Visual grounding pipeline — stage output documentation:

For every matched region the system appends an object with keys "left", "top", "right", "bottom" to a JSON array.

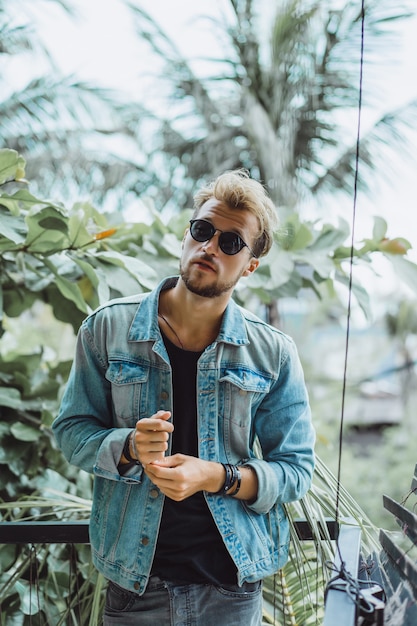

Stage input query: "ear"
[{"left": 242, "top": 257, "right": 259, "bottom": 277}]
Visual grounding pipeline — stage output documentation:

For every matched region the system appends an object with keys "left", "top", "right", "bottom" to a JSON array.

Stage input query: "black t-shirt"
[{"left": 151, "top": 333, "right": 237, "bottom": 585}]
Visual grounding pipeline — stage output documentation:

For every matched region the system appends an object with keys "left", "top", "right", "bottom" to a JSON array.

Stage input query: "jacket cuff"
[
  {"left": 94, "top": 428, "right": 144, "bottom": 483},
  {"left": 243, "top": 459, "right": 279, "bottom": 515}
]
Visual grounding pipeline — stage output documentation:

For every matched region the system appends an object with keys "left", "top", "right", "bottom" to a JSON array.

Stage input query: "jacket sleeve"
[
  {"left": 244, "top": 336, "right": 315, "bottom": 515},
  {"left": 52, "top": 318, "right": 143, "bottom": 483}
]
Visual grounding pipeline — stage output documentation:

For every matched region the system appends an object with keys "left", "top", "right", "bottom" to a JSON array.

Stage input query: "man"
[{"left": 52, "top": 169, "right": 315, "bottom": 626}]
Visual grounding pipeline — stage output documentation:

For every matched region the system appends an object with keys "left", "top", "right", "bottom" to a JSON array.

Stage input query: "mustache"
[{"left": 195, "top": 253, "right": 218, "bottom": 268}]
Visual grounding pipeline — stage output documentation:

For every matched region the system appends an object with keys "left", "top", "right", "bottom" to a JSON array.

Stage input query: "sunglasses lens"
[
  {"left": 190, "top": 220, "right": 214, "bottom": 242},
  {"left": 219, "top": 232, "right": 243, "bottom": 255}
]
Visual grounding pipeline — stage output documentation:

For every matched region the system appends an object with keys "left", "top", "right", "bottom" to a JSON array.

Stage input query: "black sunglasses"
[{"left": 189, "top": 219, "right": 256, "bottom": 257}]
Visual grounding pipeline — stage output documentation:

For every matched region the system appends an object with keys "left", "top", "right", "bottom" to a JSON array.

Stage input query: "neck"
[{"left": 158, "top": 280, "right": 227, "bottom": 351}]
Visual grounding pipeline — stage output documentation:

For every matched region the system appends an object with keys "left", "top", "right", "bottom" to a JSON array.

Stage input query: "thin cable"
[{"left": 334, "top": 0, "right": 366, "bottom": 546}]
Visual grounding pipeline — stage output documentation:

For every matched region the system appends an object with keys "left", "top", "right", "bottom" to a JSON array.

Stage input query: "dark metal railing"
[
  {"left": 0, "top": 518, "right": 338, "bottom": 544},
  {"left": 0, "top": 517, "right": 358, "bottom": 625}
]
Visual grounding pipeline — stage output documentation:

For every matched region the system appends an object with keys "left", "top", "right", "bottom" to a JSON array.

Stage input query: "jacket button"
[
  {"left": 150, "top": 488, "right": 159, "bottom": 498},
  {"left": 134, "top": 582, "right": 140, "bottom": 590},
  {"left": 160, "top": 391, "right": 169, "bottom": 400},
  {"left": 141, "top": 536, "right": 149, "bottom": 546}
]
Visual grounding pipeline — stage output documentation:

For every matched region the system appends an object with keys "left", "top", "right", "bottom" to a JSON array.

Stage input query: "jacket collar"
[{"left": 127, "top": 277, "right": 249, "bottom": 346}]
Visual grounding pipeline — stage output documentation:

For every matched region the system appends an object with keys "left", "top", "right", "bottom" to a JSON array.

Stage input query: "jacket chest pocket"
[
  {"left": 105, "top": 360, "right": 149, "bottom": 422},
  {"left": 219, "top": 368, "right": 272, "bottom": 426}
]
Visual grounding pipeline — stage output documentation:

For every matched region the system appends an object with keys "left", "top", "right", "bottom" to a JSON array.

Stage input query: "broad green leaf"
[
  {"left": 336, "top": 272, "right": 370, "bottom": 317},
  {"left": 372, "top": 216, "right": 388, "bottom": 241},
  {"left": 25, "top": 205, "right": 70, "bottom": 252},
  {"left": 43, "top": 259, "right": 88, "bottom": 313},
  {"left": 294, "top": 249, "right": 334, "bottom": 279},
  {"left": 71, "top": 201, "right": 108, "bottom": 228},
  {"left": 46, "top": 283, "right": 86, "bottom": 331},
  {"left": 388, "top": 255, "right": 417, "bottom": 295},
  {"left": 73, "top": 257, "right": 100, "bottom": 288},
  {"left": 68, "top": 209, "right": 96, "bottom": 248},
  {"left": 95, "top": 266, "right": 111, "bottom": 304},
  {"left": 18, "top": 580, "right": 44, "bottom": 615},
  {"left": 54, "top": 275, "right": 89, "bottom": 313},
  {"left": 96, "top": 250, "right": 157, "bottom": 290},
  {"left": 10, "top": 423, "right": 40, "bottom": 442},
  {"left": 279, "top": 216, "right": 313, "bottom": 251},
  {"left": 0, "top": 210, "right": 26, "bottom": 244},
  {"left": 159, "top": 233, "right": 182, "bottom": 258},
  {"left": 2, "top": 288, "right": 37, "bottom": 318},
  {"left": 95, "top": 263, "right": 145, "bottom": 297},
  {"left": 252, "top": 246, "right": 294, "bottom": 290},
  {"left": 167, "top": 208, "right": 193, "bottom": 237},
  {"left": 0, "top": 189, "right": 54, "bottom": 216},
  {"left": 308, "top": 220, "right": 350, "bottom": 252},
  {"left": 0, "top": 149, "right": 26, "bottom": 185},
  {"left": 0, "top": 387, "right": 22, "bottom": 409}
]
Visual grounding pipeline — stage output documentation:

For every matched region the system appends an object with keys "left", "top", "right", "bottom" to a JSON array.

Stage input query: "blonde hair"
[{"left": 193, "top": 169, "right": 278, "bottom": 258}]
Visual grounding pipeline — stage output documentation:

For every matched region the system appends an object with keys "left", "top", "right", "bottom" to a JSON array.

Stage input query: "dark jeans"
[{"left": 103, "top": 576, "right": 263, "bottom": 625}]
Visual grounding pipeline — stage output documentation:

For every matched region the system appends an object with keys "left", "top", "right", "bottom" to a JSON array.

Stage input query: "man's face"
[{"left": 180, "top": 198, "right": 260, "bottom": 299}]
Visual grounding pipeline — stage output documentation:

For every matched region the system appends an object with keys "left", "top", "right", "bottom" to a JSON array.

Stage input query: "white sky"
[{"left": 12, "top": 0, "right": 417, "bottom": 279}]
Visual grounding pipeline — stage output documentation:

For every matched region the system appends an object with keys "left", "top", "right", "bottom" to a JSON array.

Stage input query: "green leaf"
[
  {"left": 54, "top": 275, "right": 89, "bottom": 313},
  {"left": 0, "top": 387, "right": 22, "bottom": 409},
  {"left": 43, "top": 259, "right": 88, "bottom": 313},
  {"left": 372, "top": 216, "right": 388, "bottom": 241},
  {"left": 72, "top": 257, "right": 99, "bottom": 288},
  {"left": 10, "top": 423, "right": 40, "bottom": 442},
  {"left": 252, "top": 246, "right": 294, "bottom": 290},
  {"left": 0, "top": 149, "right": 26, "bottom": 185},
  {"left": 388, "top": 255, "right": 417, "bottom": 295},
  {"left": 0, "top": 210, "right": 26, "bottom": 245},
  {"left": 68, "top": 209, "right": 96, "bottom": 248},
  {"left": 336, "top": 272, "right": 370, "bottom": 317},
  {"left": 2, "top": 288, "right": 37, "bottom": 318},
  {"left": 19, "top": 580, "right": 44, "bottom": 615},
  {"left": 280, "top": 216, "right": 313, "bottom": 251},
  {"left": 25, "top": 205, "right": 70, "bottom": 252},
  {"left": 96, "top": 250, "right": 157, "bottom": 290},
  {"left": 309, "top": 220, "right": 350, "bottom": 252},
  {"left": 294, "top": 250, "right": 335, "bottom": 279},
  {"left": 159, "top": 233, "right": 182, "bottom": 258},
  {"left": 0, "top": 189, "right": 54, "bottom": 216}
]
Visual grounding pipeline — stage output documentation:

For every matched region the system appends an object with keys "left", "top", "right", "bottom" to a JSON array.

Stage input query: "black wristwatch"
[{"left": 123, "top": 432, "right": 140, "bottom": 465}]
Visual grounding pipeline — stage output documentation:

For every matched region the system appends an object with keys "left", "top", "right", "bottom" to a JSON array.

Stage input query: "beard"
[{"left": 180, "top": 258, "right": 241, "bottom": 298}]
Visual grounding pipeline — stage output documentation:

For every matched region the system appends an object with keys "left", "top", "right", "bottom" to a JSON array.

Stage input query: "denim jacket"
[{"left": 52, "top": 277, "right": 315, "bottom": 593}]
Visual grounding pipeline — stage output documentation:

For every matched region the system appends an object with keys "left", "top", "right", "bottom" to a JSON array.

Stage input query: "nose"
[{"left": 201, "top": 230, "right": 221, "bottom": 255}]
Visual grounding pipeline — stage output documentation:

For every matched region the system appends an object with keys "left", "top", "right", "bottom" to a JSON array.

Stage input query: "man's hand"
[
  {"left": 133, "top": 410, "right": 174, "bottom": 465},
  {"left": 144, "top": 454, "right": 224, "bottom": 501}
]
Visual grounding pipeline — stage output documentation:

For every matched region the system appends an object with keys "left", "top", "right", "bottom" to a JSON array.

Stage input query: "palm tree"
[
  {"left": 0, "top": 0, "right": 156, "bottom": 209},
  {"left": 125, "top": 0, "right": 417, "bottom": 216}
]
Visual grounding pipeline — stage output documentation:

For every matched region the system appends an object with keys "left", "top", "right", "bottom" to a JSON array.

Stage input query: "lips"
[{"left": 193, "top": 256, "right": 217, "bottom": 272}]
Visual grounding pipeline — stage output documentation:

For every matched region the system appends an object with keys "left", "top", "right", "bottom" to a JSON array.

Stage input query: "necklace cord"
[{"left": 158, "top": 312, "right": 185, "bottom": 349}]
